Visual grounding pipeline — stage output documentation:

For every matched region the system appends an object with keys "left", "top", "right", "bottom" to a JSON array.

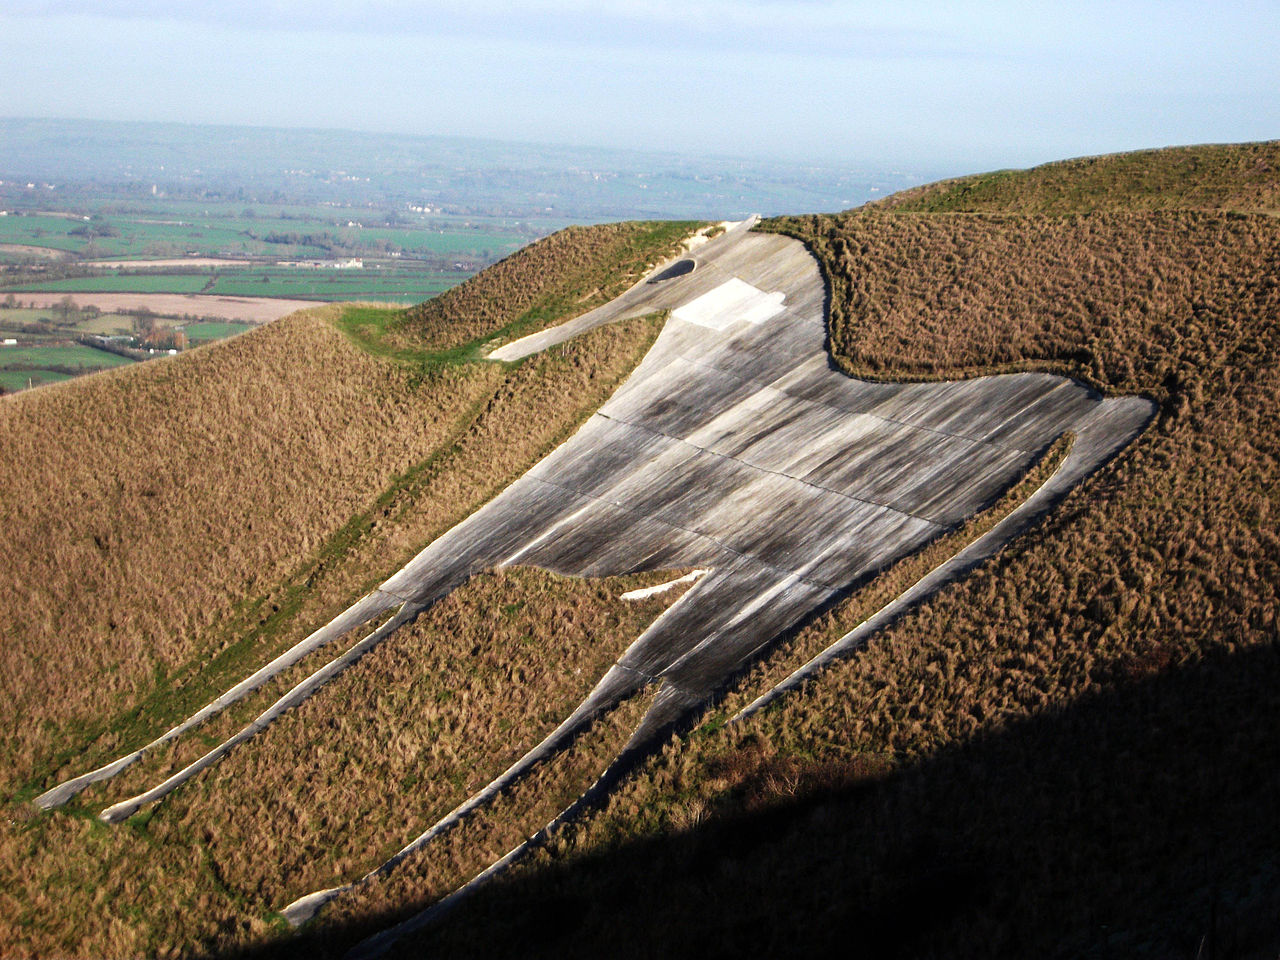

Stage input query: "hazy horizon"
[
  {"left": 2, "top": 1, "right": 1277, "bottom": 175},
  {"left": 0, "top": 114, "right": 936, "bottom": 181},
  {"left": 0, "top": 116, "right": 930, "bottom": 220}
]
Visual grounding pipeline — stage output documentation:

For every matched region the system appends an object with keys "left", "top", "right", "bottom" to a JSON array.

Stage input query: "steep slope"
[
  {"left": 8, "top": 141, "right": 1279, "bottom": 960},
  {"left": 394, "top": 220, "right": 702, "bottom": 352},
  {"left": 346, "top": 147, "right": 1280, "bottom": 959},
  {"left": 0, "top": 220, "right": 697, "bottom": 958},
  {"left": 874, "top": 139, "right": 1280, "bottom": 214}
]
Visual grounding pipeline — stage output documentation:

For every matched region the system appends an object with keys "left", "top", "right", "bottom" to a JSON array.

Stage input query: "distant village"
[{"left": 274, "top": 257, "right": 363, "bottom": 270}]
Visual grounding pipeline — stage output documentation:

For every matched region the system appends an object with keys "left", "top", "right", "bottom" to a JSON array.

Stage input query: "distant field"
[
  {"left": 0, "top": 343, "right": 133, "bottom": 368},
  {"left": 6, "top": 274, "right": 214, "bottom": 294},
  {"left": 0, "top": 307, "right": 60, "bottom": 325},
  {"left": 0, "top": 203, "right": 537, "bottom": 263},
  {"left": 1, "top": 305, "right": 253, "bottom": 335},
  {"left": 0, "top": 242, "right": 73, "bottom": 260},
  {"left": 0, "top": 314, "right": 263, "bottom": 392},
  {"left": 87, "top": 257, "right": 252, "bottom": 267},
  {"left": 0, "top": 304, "right": 283, "bottom": 392},
  {"left": 0, "top": 216, "right": 86, "bottom": 254},
  {"left": 0, "top": 368, "right": 72, "bottom": 391},
  {"left": 206, "top": 270, "right": 460, "bottom": 301},
  {"left": 183, "top": 321, "right": 255, "bottom": 343},
  {"left": 0, "top": 342, "right": 135, "bottom": 392},
  {"left": 6, "top": 273, "right": 451, "bottom": 302},
  {"left": 13, "top": 292, "right": 319, "bottom": 322},
  {"left": 0, "top": 194, "right": 541, "bottom": 330},
  {"left": 74, "top": 312, "right": 143, "bottom": 334},
  {"left": 5, "top": 263, "right": 473, "bottom": 305}
]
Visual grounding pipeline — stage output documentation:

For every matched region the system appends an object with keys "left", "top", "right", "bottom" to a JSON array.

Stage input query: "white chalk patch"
[
  {"left": 671, "top": 278, "right": 785, "bottom": 331},
  {"left": 681, "top": 222, "right": 733, "bottom": 253},
  {"left": 619, "top": 569, "right": 709, "bottom": 601}
]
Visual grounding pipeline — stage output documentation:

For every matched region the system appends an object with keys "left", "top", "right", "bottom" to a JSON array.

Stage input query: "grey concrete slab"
[
  {"left": 36, "top": 219, "right": 1154, "bottom": 958},
  {"left": 868, "top": 374, "right": 1062, "bottom": 447},
  {"left": 326, "top": 223, "right": 1151, "bottom": 955}
]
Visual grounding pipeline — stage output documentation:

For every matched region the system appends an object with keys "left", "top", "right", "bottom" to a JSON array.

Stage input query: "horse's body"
[{"left": 37, "top": 221, "right": 1154, "bottom": 953}]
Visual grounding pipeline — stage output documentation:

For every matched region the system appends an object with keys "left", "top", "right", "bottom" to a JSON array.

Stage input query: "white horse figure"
[{"left": 35, "top": 220, "right": 1154, "bottom": 957}]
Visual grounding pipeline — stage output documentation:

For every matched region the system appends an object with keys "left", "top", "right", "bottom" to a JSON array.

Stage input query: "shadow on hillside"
[{"left": 223, "top": 641, "right": 1280, "bottom": 960}]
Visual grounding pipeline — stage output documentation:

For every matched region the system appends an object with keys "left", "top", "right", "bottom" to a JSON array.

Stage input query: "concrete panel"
[
  {"left": 41, "top": 218, "right": 1155, "bottom": 957},
  {"left": 670, "top": 277, "right": 786, "bottom": 330}
]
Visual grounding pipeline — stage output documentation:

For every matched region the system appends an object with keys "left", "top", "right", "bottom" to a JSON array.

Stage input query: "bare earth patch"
[
  {"left": 0, "top": 243, "right": 73, "bottom": 260},
  {"left": 85, "top": 257, "right": 253, "bottom": 269}
]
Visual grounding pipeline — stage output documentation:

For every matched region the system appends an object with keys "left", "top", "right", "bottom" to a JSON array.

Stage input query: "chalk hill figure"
[{"left": 35, "top": 220, "right": 1154, "bottom": 956}]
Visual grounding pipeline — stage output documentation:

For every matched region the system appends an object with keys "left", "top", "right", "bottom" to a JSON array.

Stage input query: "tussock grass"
[
  {"left": 176, "top": 567, "right": 687, "bottom": 910},
  {"left": 392, "top": 220, "right": 701, "bottom": 355},
  {"left": 395, "top": 154, "right": 1280, "bottom": 958},
  {"left": 307, "top": 689, "right": 661, "bottom": 960},
  {"left": 713, "top": 432, "right": 1074, "bottom": 722},
  {"left": 0, "top": 219, "right": 691, "bottom": 958},
  {"left": 0, "top": 305, "right": 503, "bottom": 792},
  {"left": 763, "top": 209, "right": 1280, "bottom": 395},
  {"left": 0, "top": 569, "right": 682, "bottom": 960},
  {"left": 875, "top": 139, "right": 1280, "bottom": 215}
]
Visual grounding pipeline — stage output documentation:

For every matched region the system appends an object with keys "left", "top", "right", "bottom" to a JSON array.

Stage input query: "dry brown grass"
[
  {"left": 874, "top": 139, "right": 1280, "bottom": 215},
  {"left": 0, "top": 568, "right": 681, "bottom": 960},
  {"left": 0, "top": 306, "right": 502, "bottom": 789},
  {"left": 313, "top": 688, "right": 660, "bottom": 960},
  {"left": 0, "top": 218, "right": 692, "bottom": 958},
  {"left": 94, "top": 312, "right": 670, "bottom": 809},
  {"left": 392, "top": 220, "right": 700, "bottom": 353},
  {"left": 11, "top": 149, "right": 1280, "bottom": 957},
  {"left": 392, "top": 183, "right": 1280, "bottom": 957},
  {"left": 178, "top": 567, "right": 688, "bottom": 910},
  {"left": 715, "top": 432, "right": 1073, "bottom": 720},
  {"left": 764, "top": 209, "right": 1280, "bottom": 395},
  {"left": 741, "top": 207, "right": 1279, "bottom": 750}
]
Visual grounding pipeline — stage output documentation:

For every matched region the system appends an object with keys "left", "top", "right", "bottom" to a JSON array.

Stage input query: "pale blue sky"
[{"left": 1, "top": 1, "right": 1276, "bottom": 173}]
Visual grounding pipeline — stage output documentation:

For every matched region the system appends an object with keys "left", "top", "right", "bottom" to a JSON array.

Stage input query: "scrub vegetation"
[
  {"left": 0, "top": 568, "right": 681, "bottom": 959},
  {"left": 376, "top": 145, "right": 1280, "bottom": 960},
  {"left": 874, "top": 139, "right": 1280, "bottom": 214},
  {"left": 5, "top": 143, "right": 1280, "bottom": 959},
  {"left": 393, "top": 219, "right": 701, "bottom": 353},
  {"left": 0, "top": 220, "right": 691, "bottom": 958}
]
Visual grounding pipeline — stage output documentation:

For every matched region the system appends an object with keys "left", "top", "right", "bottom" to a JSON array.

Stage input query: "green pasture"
[
  {"left": 75, "top": 313, "right": 142, "bottom": 335},
  {"left": 0, "top": 308, "right": 137, "bottom": 331},
  {"left": 0, "top": 320, "right": 269, "bottom": 393},
  {"left": 0, "top": 343, "right": 134, "bottom": 370},
  {"left": 0, "top": 202, "right": 532, "bottom": 263},
  {"left": 181, "top": 322, "right": 255, "bottom": 343},
  {"left": 0, "top": 307, "right": 58, "bottom": 325},
  {"left": 4, "top": 264, "right": 466, "bottom": 303},
  {"left": 0, "top": 216, "right": 86, "bottom": 253},
  {"left": 3, "top": 275, "right": 212, "bottom": 294},
  {"left": 0, "top": 368, "right": 74, "bottom": 391},
  {"left": 207, "top": 274, "right": 457, "bottom": 300}
]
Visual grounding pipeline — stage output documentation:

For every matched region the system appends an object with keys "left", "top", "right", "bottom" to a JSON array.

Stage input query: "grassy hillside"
[
  {"left": 8, "top": 140, "right": 1279, "bottom": 959},
  {"left": 338, "top": 147, "right": 1279, "bottom": 960},
  {"left": 392, "top": 219, "right": 702, "bottom": 354},
  {"left": 875, "top": 140, "right": 1280, "bottom": 215},
  {"left": 0, "top": 220, "right": 697, "bottom": 958}
]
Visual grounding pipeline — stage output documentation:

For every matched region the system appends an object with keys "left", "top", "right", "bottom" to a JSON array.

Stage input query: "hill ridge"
[{"left": 871, "top": 138, "right": 1280, "bottom": 215}]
